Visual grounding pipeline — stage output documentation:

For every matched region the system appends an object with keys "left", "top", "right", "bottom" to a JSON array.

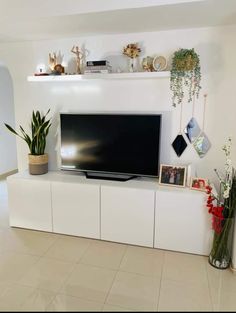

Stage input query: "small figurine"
[{"left": 71, "top": 45, "right": 84, "bottom": 74}]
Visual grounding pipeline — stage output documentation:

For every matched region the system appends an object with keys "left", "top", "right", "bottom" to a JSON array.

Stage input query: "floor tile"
[
  {"left": 106, "top": 271, "right": 160, "bottom": 311},
  {"left": 80, "top": 240, "right": 126, "bottom": 269},
  {"left": 46, "top": 294, "right": 103, "bottom": 311},
  {"left": 20, "top": 288, "right": 56, "bottom": 311},
  {"left": 0, "top": 228, "right": 57, "bottom": 256},
  {"left": 120, "top": 245, "right": 164, "bottom": 277},
  {"left": 214, "top": 289, "right": 236, "bottom": 311},
  {"left": 0, "top": 251, "right": 39, "bottom": 283},
  {"left": 44, "top": 235, "right": 91, "bottom": 263},
  {"left": 0, "top": 284, "right": 37, "bottom": 311},
  {"left": 158, "top": 279, "right": 212, "bottom": 311},
  {"left": 60, "top": 263, "right": 116, "bottom": 303},
  {"left": 162, "top": 251, "right": 208, "bottom": 285},
  {"left": 103, "top": 303, "right": 132, "bottom": 311},
  {"left": 207, "top": 264, "right": 236, "bottom": 311},
  {"left": 19, "top": 257, "right": 75, "bottom": 292}
]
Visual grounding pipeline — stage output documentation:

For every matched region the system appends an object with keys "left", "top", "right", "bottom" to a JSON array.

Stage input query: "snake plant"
[{"left": 5, "top": 109, "right": 51, "bottom": 155}]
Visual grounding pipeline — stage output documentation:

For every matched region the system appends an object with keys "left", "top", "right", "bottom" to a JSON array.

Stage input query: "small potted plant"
[
  {"left": 170, "top": 48, "right": 201, "bottom": 107},
  {"left": 5, "top": 109, "right": 51, "bottom": 175}
]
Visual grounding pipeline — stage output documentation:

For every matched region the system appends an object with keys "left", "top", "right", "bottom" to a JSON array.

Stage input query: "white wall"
[
  {"left": 0, "top": 64, "right": 17, "bottom": 175},
  {"left": 0, "top": 25, "right": 235, "bottom": 184}
]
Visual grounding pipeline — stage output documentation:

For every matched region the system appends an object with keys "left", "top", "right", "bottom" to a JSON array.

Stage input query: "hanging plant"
[{"left": 170, "top": 48, "right": 201, "bottom": 107}]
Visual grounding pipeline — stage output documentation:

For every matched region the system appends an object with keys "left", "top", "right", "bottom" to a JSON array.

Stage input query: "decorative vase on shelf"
[
  {"left": 208, "top": 215, "right": 235, "bottom": 269},
  {"left": 123, "top": 43, "right": 141, "bottom": 73},
  {"left": 129, "top": 58, "right": 135, "bottom": 72}
]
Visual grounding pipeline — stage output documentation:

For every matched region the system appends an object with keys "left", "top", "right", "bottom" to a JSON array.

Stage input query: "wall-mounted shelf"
[{"left": 27, "top": 71, "right": 170, "bottom": 82}]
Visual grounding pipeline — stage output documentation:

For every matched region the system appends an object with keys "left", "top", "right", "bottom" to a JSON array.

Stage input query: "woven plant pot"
[
  {"left": 175, "top": 55, "right": 197, "bottom": 71},
  {"left": 28, "top": 154, "right": 48, "bottom": 175}
]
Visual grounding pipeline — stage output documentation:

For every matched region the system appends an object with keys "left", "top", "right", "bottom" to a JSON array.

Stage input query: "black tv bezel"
[{"left": 59, "top": 112, "right": 162, "bottom": 178}]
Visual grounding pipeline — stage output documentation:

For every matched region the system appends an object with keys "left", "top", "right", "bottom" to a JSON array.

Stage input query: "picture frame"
[
  {"left": 159, "top": 164, "right": 187, "bottom": 187},
  {"left": 190, "top": 177, "right": 207, "bottom": 191}
]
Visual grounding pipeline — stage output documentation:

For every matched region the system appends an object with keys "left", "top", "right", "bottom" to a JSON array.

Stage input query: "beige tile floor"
[{"left": 0, "top": 179, "right": 236, "bottom": 311}]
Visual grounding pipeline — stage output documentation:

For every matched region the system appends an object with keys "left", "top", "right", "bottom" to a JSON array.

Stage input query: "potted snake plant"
[{"left": 5, "top": 109, "right": 51, "bottom": 175}]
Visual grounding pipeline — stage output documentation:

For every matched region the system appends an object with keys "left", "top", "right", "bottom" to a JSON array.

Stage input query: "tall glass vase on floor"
[{"left": 209, "top": 215, "right": 235, "bottom": 269}]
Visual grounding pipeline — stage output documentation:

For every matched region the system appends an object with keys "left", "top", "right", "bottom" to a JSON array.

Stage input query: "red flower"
[
  {"left": 206, "top": 185, "right": 212, "bottom": 191},
  {"left": 208, "top": 196, "right": 214, "bottom": 201}
]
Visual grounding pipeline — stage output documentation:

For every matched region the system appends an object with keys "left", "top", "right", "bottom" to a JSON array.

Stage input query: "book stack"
[{"left": 84, "top": 60, "right": 112, "bottom": 74}]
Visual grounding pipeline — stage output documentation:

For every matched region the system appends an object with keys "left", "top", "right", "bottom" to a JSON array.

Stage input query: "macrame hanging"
[
  {"left": 193, "top": 94, "right": 211, "bottom": 158},
  {"left": 183, "top": 94, "right": 201, "bottom": 143},
  {"left": 172, "top": 101, "right": 188, "bottom": 157}
]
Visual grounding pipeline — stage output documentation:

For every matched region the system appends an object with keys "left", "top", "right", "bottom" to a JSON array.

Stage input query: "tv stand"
[
  {"left": 85, "top": 171, "right": 137, "bottom": 182},
  {"left": 7, "top": 170, "right": 212, "bottom": 256}
]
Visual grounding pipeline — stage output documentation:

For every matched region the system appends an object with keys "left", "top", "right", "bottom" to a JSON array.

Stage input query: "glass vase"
[
  {"left": 209, "top": 215, "right": 235, "bottom": 269},
  {"left": 129, "top": 58, "right": 136, "bottom": 72}
]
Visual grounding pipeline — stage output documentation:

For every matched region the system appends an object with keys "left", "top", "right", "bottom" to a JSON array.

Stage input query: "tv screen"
[{"left": 60, "top": 113, "right": 161, "bottom": 177}]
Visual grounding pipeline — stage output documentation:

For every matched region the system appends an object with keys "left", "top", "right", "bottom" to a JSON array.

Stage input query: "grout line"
[
  {"left": 102, "top": 245, "right": 128, "bottom": 308},
  {"left": 205, "top": 259, "right": 215, "bottom": 312},
  {"left": 156, "top": 250, "right": 165, "bottom": 311},
  {"left": 75, "top": 240, "right": 94, "bottom": 264}
]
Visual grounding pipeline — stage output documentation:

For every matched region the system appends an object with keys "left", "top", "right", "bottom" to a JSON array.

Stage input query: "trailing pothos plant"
[
  {"left": 170, "top": 48, "right": 201, "bottom": 107},
  {"left": 5, "top": 109, "right": 51, "bottom": 155}
]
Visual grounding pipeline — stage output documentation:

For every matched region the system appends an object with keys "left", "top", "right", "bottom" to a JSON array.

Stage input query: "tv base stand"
[{"left": 85, "top": 171, "right": 137, "bottom": 182}]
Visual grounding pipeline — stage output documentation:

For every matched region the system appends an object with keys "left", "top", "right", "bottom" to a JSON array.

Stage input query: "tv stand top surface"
[{"left": 8, "top": 170, "right": 197, "bottom": 194}]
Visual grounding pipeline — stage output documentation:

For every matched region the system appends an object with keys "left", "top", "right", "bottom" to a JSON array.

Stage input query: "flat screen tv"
[{"left": 60, "top": 113, "right": 161, "bottom": 180}]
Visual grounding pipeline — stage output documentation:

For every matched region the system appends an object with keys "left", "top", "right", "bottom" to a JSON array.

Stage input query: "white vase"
[{"left": 129, "top": 58, "right": 136, "bottom": 72}]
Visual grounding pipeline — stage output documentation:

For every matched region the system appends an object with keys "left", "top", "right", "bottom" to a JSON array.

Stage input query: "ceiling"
[{"left": 0, "top": 0, "right": 235, "bottom": 42}]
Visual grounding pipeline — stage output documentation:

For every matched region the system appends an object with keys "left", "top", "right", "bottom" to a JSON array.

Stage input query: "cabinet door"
[
  {"left": 7, "top": 178, "right": 52, "bottom": 232},
  {"left": 52, "top": 182, "right": 100, "bottom": 239},
  {"left": 101, "top": 186, "right": 155, "bottom": 247},
  {"left": 155, "top": 189, "right": 211, "bottom": 255}
]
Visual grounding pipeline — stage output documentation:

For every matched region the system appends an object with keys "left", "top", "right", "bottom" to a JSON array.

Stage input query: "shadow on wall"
[{"left": 0, "top": 63, "right": 17, "bottom": 175}]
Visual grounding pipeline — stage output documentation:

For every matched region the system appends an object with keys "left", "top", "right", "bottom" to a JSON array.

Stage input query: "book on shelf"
[
  {"left": 84, "top": 65, "right": 112, "bottom": 71},
  {"left": 84, "top": 69, "right": 112, "bottom": 74},
  {"left": 86, "top": 60, "right": 110, "bottom": 66}
]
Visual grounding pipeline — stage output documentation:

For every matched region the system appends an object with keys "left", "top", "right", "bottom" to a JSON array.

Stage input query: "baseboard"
[{"left": 0, "top": 169, "right": 18, "bottom": 180}]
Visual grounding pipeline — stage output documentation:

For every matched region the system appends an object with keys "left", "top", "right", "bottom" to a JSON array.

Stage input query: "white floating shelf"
[{"left": 27, "top": 71, "right": 170, "bottom": 82}]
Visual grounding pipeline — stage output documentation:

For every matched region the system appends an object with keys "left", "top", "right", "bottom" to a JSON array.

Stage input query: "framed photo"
[
  {"left": 159, "top": 164, "right": 187, "bottom": 187},
  {"left": 190, "top": 177, "right": 207, "bottom": 191}
]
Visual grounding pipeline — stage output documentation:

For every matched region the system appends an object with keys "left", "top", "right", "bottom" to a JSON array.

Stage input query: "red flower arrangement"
[{"left": 206, "top": 186, "right": 224, "bottom": 234}]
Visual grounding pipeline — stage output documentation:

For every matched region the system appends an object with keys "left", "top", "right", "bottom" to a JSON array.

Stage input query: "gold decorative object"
[
  {"left": 71, "top": 45, "right": 84, "bottom": 74},
  {"left": 142, "top": 56, "right": 154, "bottom": 72},
  {"left": 49, "top": 51, "right": 64, "bottom": 75},
  {"left": 153, "top": 56, "right": 167, "bottom": 71},
  {"left": 123, "top": 43, "right": 141, "bottom": 72},
  {"left": 49, "top": 52, "right": 57, "bottom": 71}
]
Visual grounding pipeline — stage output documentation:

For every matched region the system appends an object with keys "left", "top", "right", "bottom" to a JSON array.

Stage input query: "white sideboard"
[{"left": 7, "top": 171, "right": 212, "bottom": 255}]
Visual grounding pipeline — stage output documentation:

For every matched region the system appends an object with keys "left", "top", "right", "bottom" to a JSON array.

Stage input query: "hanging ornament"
[
  {"left": 183, "top": 94, "right": 201, "bottom": 143},
  {"left": 172, "top": 101, "right": 188, "bottom": 157},
  {"left": 193, "top": 94, "right": 211, "bottom": 158}
]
